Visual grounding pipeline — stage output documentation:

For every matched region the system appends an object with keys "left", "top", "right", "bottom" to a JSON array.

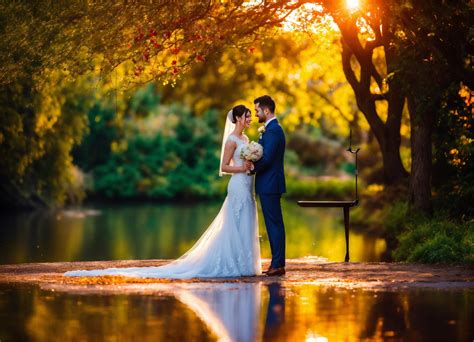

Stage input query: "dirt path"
[{"left": 0, "top": 258, "right": 473, "bottom": 293}]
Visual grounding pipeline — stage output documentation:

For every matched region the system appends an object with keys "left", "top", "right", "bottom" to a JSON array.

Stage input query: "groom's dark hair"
[{"left": 254, "top": 95, "right": 275, "bottom": 114}]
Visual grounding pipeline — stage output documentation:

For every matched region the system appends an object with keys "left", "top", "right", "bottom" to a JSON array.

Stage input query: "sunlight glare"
[
  {"left": 280, "top": 3, "right": 324, "bottom": 32},
  {"left": 346, "top": 0, "right": 359, "bottom": 10}
]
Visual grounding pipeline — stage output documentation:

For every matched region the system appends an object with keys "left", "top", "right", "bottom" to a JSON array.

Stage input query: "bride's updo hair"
[{"left": 229, "top": 104, "right": 250, "bottom": 124}]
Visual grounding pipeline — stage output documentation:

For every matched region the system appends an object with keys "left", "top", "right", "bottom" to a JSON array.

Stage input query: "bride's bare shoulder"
[
  {"left": 226, "top": 135, "right": 238, "bottom": 143},
  {"left": 225, "top": 136, "right": 238, "bottom": 148}
]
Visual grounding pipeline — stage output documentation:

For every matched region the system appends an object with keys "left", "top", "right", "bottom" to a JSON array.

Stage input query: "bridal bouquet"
[
  {"left": 241, "top": 141, "right": 263, "bottom": 162},
  {"left": 240, "top": 141, "right": 263, "bottom": 174}
]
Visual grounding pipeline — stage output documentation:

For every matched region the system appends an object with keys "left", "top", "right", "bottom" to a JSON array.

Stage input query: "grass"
[{"left": 284, "top": 177, "right": 355, "bottom": 200}]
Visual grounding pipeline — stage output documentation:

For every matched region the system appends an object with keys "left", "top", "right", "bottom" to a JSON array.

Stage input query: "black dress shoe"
[{"left": 266, "top": 267, "right": 285, "bottom": 276}]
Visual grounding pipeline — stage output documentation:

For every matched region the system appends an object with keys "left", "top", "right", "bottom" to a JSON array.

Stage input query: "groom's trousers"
[{"left": 259, "top": 194, "right": 286, "bottom": 268}]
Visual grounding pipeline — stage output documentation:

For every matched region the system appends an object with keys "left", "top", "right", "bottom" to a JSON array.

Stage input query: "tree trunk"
[
  {"left": 339, "top": 32, "right": 408, "bottom": 185},
  {"left": 407, "top": 95, "right": 433, "bottom": 215},
  {"left": 381, "top": 83, "right": 409, "bottom": 185},
  {"left": 359, "top": 100, "right": 409, "bottom": 185},
  {"left": 380, "top": 128, "right": 408, "bottom": 185}
]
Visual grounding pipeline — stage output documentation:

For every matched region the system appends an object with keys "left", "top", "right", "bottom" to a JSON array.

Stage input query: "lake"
[
  {"left": 0, "top": 200, "right": 386, "bottom": 265},
  {"left": 1, "top": 283, "right": 472, "bottom": 341},
  {"left": 1, "top": 201, "right": 472, "bottom": 341}
]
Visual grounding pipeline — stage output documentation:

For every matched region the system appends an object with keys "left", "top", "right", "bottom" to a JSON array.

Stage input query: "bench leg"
[{"left": 343, "top": 207, "right": 350, "bottom": 262}]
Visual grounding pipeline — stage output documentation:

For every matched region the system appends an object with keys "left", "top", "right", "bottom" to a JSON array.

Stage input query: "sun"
[{"left": 346, "top": 0, "right": 359, "bottom": 10}]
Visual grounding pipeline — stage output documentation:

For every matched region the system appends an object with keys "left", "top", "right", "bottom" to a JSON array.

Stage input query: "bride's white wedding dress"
[{"left": 65, "top": 135, "right": 261, "bottom": 278}]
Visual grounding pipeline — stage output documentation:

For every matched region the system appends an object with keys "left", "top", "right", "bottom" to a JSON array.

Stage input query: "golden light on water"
[
  {"left": 306, "top": 334, "right": 329, "bottom": 342},
  {"left": 3, "top": 280, "right": 473, "bottom": 341}
]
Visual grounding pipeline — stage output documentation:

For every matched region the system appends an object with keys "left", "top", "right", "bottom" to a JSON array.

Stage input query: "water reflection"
[
  {"left": 0, "top": 201, "right": 386, "bottom": 264},
  {"left": 174, "top": 283, "right": 261, "bottom": 341},
  {"left": 263, "top": 283, "right": 285, "bottom": 340},
  {"left": 0, "top": 283, "right": 472, "bottom": 341}
]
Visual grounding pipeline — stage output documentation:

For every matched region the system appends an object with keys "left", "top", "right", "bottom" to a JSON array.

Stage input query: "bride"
[{"left": 65, "top": 105, "right": 262, "bottom": 278}]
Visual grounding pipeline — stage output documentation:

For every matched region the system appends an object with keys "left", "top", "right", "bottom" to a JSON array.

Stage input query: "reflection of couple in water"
[
  {"left": 263, "top": 283, "right": 285, "bottom": 340},
  {"left": 173, "top": 282, "right": 285, "bottom": 341}
]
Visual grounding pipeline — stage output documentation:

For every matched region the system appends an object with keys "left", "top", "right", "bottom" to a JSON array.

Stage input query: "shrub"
[{"left": 391, "top": 209, "right": 473, "bottom": 264}]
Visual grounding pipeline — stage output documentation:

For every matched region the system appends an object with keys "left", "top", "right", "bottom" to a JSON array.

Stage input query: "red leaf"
[{"left": 134, "top": 32, "right": 145, "bottom": 42}]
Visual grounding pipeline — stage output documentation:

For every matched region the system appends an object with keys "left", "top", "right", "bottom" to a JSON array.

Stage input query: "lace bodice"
[
  {"left": 226, "top": 134, "right": 248, "bottom": 168},
  {"left": 226, "top": 134, "right": 253, "bottom": 194}
]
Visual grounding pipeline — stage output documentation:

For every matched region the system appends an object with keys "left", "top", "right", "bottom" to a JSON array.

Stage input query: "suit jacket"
[{"left": 254, "top": 119, "right": 286, "bottom": 195}]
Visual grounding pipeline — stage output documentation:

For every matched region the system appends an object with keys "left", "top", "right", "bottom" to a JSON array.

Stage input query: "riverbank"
[{"left": 1, "top": 258, "right": 472, "bottom": 293}]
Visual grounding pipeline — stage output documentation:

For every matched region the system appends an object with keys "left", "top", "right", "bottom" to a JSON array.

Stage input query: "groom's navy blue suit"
[{"left": 254, "top": 118, "right": 286, "bottom": 269}]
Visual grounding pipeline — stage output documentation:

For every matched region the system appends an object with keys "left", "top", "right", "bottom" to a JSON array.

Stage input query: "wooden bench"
[{"left": 297, "top": 138, "right": 360, "bottom": 262}]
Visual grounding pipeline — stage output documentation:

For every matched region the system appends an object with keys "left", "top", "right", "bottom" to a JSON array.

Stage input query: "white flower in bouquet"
[{"left": 240, "top": 141, "right": 263, "bottom": 174}]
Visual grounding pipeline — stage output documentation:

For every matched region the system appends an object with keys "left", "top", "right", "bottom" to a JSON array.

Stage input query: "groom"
[{"left": 249, "top": 95, "right": 286, "bottom": 276}]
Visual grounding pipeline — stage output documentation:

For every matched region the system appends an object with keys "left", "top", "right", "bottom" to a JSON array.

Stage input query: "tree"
[
  {"left": 0, "top": 1, "right": 298, "bottom": 88},
  {"left": 388, "top": 0, "right": 473, "bottom": 213},
  {"left": 89, "top": 88, "right": 222, "bottom": 200},
  {"left": 157, "top": 30, "right": 360, "bottom": 133},
  {"left": 0, "top": 71, "right": 92, "bottom": 209},
  {"left": 0, "top": 1, "right": 300, "bottom": 208},
  {"left": 311, "top": 0, "right": 472, "bottom": 213},
  {"left": 327, "top": 4, "right": 409, "bottom": 185},
  {"left": 1, "top": 0, "right": 471, "bottom": 214}
]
